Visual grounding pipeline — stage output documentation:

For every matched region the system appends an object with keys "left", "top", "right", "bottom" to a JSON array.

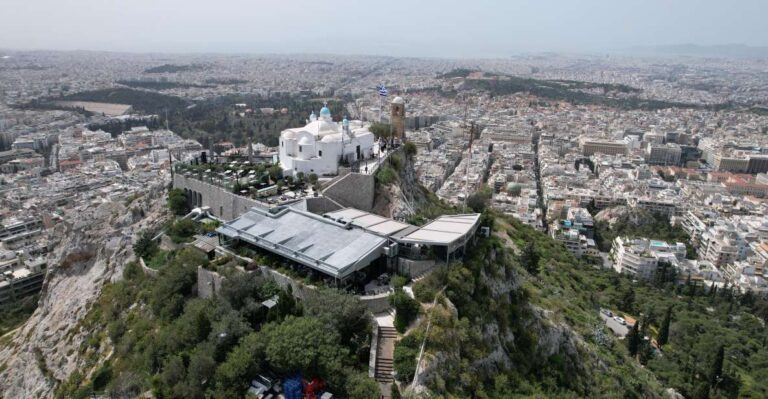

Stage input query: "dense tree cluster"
[
  {"left": 56, "top": 249, "right": 377, "bottom": 399},
  {"left": 594, "top": 209, "right": 696, "bottom": 258}
]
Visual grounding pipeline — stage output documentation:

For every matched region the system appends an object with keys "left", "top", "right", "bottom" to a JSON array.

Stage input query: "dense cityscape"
[{"left": 2, "top": 2, "right": 768, "bottom": 398}]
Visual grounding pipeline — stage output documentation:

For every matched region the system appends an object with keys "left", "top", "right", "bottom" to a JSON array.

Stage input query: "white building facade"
[
  {"left": 611, "top": 236, "right": 687, "bottom": 280},
  {"left": 278, "top": 106, "right": 374, "bottom": 177}
]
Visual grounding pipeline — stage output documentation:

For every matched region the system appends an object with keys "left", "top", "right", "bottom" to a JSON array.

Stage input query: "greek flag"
[{"left": 377, "top": 83, "right": 388, "bottom": 97}]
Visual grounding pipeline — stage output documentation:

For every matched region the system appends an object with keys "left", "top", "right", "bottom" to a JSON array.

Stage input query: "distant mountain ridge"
[{"left": 622, "top": 43, "right": 768, "bottom": 59}]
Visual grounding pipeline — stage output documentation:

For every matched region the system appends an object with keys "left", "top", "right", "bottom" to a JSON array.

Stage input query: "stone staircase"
[{"left": 375, "top": 325, "right": 397, "bottom": 384}]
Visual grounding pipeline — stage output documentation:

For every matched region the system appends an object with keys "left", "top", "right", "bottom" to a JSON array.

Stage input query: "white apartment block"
[{"left": 611, "top": 236, "right": 686, "bottom": 280}]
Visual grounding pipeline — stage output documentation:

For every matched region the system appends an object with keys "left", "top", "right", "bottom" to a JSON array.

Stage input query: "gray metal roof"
[
  {"left": 396, "top": 214, "right": 481, "bottom": 247},
  {"left": 217, "top": 207, "right": 387, "bottom": 279},
  {"left": 324, "top": 208, "right": 413, "bottom": 237}
]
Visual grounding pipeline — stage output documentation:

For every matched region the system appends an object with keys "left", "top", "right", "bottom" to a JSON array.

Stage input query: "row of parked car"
[{"left": 600, "top": 308, "right": 627, "bottom": 325}]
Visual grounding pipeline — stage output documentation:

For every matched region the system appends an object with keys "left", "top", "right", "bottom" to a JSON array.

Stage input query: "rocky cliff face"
[
  {"left": 411, "top": 281, "right": 594, "bottom": 397},
  {"left": 402, "top": 234, "right": 653, "bottom": 398},
  {"left": 372, "top": 151, "right": 437, "bottom": 220},
  {"left": 0, "top": 180, "right": 168, "bottom": 399}
]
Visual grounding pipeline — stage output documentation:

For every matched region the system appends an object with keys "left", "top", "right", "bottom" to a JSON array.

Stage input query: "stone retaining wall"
[{"left": 173, "top": 174, "right": 263, "bottom": 220}]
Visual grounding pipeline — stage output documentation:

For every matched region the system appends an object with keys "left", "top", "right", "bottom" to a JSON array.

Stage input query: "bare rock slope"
[{"left": 0, "top": 181, "right": 168, "bottom": 399}]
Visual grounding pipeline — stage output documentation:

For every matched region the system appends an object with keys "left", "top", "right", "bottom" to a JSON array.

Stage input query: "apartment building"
[{"left": 611, "top": 236, "right": 686, "bottom": 280}]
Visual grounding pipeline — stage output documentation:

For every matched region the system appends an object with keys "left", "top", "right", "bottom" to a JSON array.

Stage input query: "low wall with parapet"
[
  {"left": 358, "top": 291, "right": 391, "bottom": 313},
  {"left": 258, "top": 265, "right": 390, "bottom": 312},
  {"left": 258, "top": 266, "right": 316, "bottom": 301},
  {"left": 195, "top": 259, "right": 392, "bottom": 313},
  {"left": 139, "top": 257, "right": 159, "bottom": 278},
  {"left": 173, "top": 174, "right": 263, "bottom": 220}
]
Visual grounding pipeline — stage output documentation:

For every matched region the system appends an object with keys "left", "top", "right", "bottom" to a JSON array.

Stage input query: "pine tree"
[
  {"left": 709, "top": 345, "right": 725, "bottom": 387},
  {"left": 521, "top": 241, "right": 540, "bottom": 276},
  {"left": 657, "top": 305, "right": 672, "bottom": 347},
  {"left": 621, "top": 287, "right": 635, "bottom": 313},
  {"left": 627, "top": 321, "right": 640, "bottom": 357},
  {"left": 640, "top": 309, "right": 653, "bottom": 336}
]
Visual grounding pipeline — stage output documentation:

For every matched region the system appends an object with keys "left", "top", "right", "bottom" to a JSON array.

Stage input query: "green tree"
[
  {"left": 261, "top": 316, "right": 349, "bottom": 388},
  {"left": 391, "top": 289, "right": 420, "bottom": 333},
  {"left": 133, "top": 230, "right": 158, "bottom": 260},
  {"left": 308, "top": 173, "right": 319, "bottom": 185},
  {"left": 168, "top": 218, "right": 197, "bottom": 243},
  {"left": 268, "top": 165, "right": 283, "bottom": 181},
  {"left": 620, "top": 287, "right": 635, "bottom": 313},
  {"left": 709, "top": 345, "right": 725, "bottom": 387},
  {"left": 150, "top": 249, "right": 205, "bottom": 319},
  {"left": 345, "top": 372, "right": 380, "bottom": 399},
  {"left": 404, "top": 141, "right": 417, "bottom": 158},
  {"left": 214, "top": 332, "right": 265, "bottom": 397},
  {"left": 466, "top": 185, "right": 492, "bottom": 213},
  {"left": 627, "top": 321, "right": 640, "bottom": 357},
  {"left": 521, "top": 241, "right": 540, "bottom": 276},
  {"left": 168, "top": 188, "right": 190, "bottom": 215},
  {"left": 186, "top": 346, "right": 216, "bottom": 393},
  {"left": 393, "top": 334, "right": 420, "bottom": 383},
  {"left": 160, "top": 355, "right": 187, "bottom": 395},
  {"left": 369, "top": 122, "right": 392, "bottom": 139},
  {"left": 303, "top": 288, "right": 371, "bottom": 345},
  {"left": 657, "top": 305, "right": 672, "bottom": 347}
]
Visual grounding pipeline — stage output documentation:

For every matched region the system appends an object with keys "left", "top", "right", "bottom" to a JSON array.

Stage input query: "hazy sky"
[{"left": 1, "top": 0, "right": 766, "bottom": 57}]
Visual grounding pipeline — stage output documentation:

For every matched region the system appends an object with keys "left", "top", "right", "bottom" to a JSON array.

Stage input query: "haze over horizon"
[{"left": 1, "top": 0, "right": 767, "bottom": 58}]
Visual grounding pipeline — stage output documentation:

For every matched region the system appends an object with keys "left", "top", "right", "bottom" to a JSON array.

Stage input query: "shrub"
[
  {"left": 168, "top": 188, "right": 189, "bottom": 216},
  {"left": 393, "top": 333, "right": 420, "bottom": 383},
  {"left": 404, "top": 141, "right": 417, "bottom": 158},
  {"left": 376, "top": 165, "right": 398, "bottom": 185},
  {"left": 133, "top": 231, "right": 158, "bottom": 260},
  {"left": 391, "top": 289, "right": 420, "bottom": 333},
  {"left": 168, "top": 218, "right": 197, "bottom": 243},
  {"left": 413, "top": 280, "right": 436, "bottom": 303}
]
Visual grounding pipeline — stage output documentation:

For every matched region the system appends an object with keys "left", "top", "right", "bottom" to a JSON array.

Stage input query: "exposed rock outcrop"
[
  {"left": 372, "top": 151, "right": 437, "bottom": 220},
  {"left": 0, "top": 180, "right": 169, "bottom": 399}
]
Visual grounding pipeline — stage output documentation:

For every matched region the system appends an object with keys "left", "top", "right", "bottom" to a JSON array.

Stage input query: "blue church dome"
[{"left": 320, "top": 106, "right": 331, "bottom": 115}]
